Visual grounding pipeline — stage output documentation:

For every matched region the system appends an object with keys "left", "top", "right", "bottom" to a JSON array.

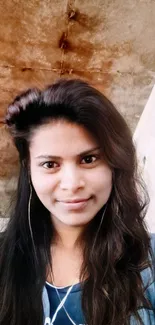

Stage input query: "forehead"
[{"left": 29, "top": 120, "right": 99, "bottom": 157}]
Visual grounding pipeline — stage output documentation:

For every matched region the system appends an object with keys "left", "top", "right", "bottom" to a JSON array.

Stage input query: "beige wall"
[{"left": 0, "top": 0, "right": 155, "bottom": 227}]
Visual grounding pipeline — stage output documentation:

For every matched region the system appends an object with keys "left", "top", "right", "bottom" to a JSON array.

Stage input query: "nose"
[{"left": 59, "top": 165, "right": 85, "bottom": 191}]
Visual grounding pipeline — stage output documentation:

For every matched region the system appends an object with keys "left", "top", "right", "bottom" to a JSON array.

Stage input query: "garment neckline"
[{"left": 45, "top": 281, "right": 81, "bottom": 293}]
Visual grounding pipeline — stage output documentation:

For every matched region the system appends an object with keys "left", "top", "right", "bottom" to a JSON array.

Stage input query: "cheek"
[
  {"left": 93, "top": 166, "right": 113, "bottom": 194},
  {"left": 30, "top": 170, "right": 54, "bottom": 196}
]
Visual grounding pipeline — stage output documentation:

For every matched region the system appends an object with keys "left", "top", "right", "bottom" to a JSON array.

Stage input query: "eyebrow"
[{"left": 35, "top": 146, "right": 101, "bottom": 160}]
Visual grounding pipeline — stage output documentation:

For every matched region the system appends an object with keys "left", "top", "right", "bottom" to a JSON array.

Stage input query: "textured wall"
[
  {"left": 134, "top": 86, "right": 155, "bottom": 232},
  {"left": 0, "top": 0, "right": 155, "bottom": 220}
]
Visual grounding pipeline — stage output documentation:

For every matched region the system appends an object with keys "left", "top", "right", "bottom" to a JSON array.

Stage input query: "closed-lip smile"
[
  {"left": 59, "top": 198, "right": 91, "bottom": 203},
  {"left": 57, "top": 197, "right": 92, "bottom": 211}
]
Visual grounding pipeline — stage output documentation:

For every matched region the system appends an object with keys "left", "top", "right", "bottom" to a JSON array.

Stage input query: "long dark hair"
[{"left": 0, "top": 79, "right": 153, "bottom": 325}]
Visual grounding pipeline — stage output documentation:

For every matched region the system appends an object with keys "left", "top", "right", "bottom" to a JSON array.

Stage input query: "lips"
[
  {"left": 57, "top": 197, "right": 92, "bottom": 211},
  {"left": 61, "top": 198, "right": 90, "bottom": 203}
]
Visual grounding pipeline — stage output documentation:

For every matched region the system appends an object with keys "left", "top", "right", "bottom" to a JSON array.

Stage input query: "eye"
[
  {"left": 81, "top": 155, "right": 98, "bottom": 164},
  {"left": 41, "top": 161, "right": 59, "bottom": 169}
]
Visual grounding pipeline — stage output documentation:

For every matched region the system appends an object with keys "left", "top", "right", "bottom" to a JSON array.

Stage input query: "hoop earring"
[
  {"left": 28, "top": 182, "right": 38, "bottom": 264},
  {"left": 92, "top": 202, "right": 108, "bottom": 251}
]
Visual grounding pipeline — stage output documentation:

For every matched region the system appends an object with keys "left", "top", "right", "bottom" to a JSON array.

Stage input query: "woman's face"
[{"left": 29, "top": 120, "right": 112, "bottom": 229}]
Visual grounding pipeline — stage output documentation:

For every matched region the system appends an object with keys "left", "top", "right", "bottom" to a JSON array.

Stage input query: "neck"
[
  {"left": 51, "top": 218, "right": 84, "bottom": 250},
  {"left": 47, "top": 217, "right": 86, "bottom": 286}
]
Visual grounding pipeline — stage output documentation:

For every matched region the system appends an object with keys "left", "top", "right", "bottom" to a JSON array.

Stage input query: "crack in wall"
[
  {"left": 0, "top": 63, "right": 111, "bottom": 73},
  {"left": 59, "top": 0, "right": 76, "bottom": 76},
  {"left": 0, "top": 64, "right": 146, "bottom": 75}
]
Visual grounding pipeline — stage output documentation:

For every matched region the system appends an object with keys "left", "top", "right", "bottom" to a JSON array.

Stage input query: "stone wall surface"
[{"left": 0, "top": 0, "right": 155, "bottom": 228}]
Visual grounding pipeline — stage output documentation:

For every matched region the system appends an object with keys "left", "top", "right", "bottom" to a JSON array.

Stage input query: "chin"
[{"left": 62, "top": 218, "right": 92, "bottom": 227}]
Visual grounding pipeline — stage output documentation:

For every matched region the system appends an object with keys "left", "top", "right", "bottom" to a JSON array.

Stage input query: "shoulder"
[
  {"left": 42, "top": 286, "right": 50, "bottom": 321},
  {"left": 150, "top": 233, "right": 155, "bottom": 253},
  {"left": 130, "top": 234, "right": 155, "bottom": 324},
  {"left": 140, "top": 233, "right": 155, "bottom": 309},
  {"left": 141, "top": 233, "right": 155, "bottom": 283}
]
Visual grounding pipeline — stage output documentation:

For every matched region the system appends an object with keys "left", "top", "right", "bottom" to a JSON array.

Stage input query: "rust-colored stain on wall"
[
  {"left": 56, "top": 2, "right": 133, "bottom": 91},
  {"left": 0, "top": 0, "right": 155, "bottom": 216}
]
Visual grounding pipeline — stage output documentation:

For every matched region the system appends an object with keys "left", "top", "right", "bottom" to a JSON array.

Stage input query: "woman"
[{"left": 0, "top": 78, "right": 154, "bottom": 325}]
